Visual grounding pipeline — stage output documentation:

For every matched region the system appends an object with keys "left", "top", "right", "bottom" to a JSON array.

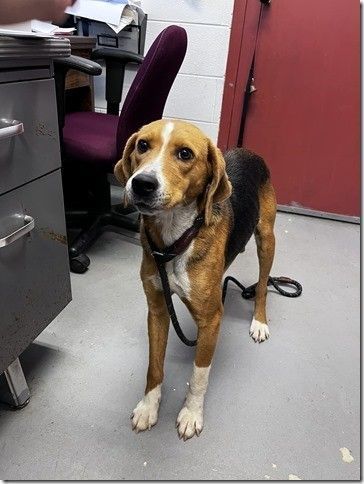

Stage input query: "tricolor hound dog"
[{"left": 114, "top": 119, "right": 276, "bottom": 440}]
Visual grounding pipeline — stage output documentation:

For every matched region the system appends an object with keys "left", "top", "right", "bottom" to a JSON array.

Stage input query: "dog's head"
[{"left": 114, "top": 119, "right": 231, "bottom": 225}]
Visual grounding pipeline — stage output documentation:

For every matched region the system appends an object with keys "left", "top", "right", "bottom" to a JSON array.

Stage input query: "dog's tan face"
[{"left": 114, "top": 119, "right": 231, "bottom": 224}]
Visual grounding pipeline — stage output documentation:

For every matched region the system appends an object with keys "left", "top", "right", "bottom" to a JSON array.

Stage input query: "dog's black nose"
[{"left": 132, "top": 173, "right": 159, "bottom": 197}]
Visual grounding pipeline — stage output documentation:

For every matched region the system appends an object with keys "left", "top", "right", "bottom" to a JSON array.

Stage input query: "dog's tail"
[{"left": 224, "top": 147, "right": 270, "bottom": 188}]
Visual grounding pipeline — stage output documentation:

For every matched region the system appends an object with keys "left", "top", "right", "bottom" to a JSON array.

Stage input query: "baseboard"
[{"left": 277, "top": 204, "right": 360, "bottom": 224}]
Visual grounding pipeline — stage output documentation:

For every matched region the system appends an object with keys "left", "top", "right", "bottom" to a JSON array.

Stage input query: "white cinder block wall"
[{"left": 94, "top": 0, "right": 234, "bottom": 142}]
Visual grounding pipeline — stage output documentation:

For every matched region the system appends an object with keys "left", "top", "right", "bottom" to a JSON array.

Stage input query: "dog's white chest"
[
  {"left": 165, "top": 246, "right": 193, "bottom": 299},
  {"left": 148, "top": 203, "right": 197, "bottom": 300},
  {"left": 150, "top": 245, "right": 192, "bottom": 300}
]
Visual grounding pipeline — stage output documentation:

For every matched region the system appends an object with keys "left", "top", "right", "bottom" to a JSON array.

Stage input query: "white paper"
[
  {"left": 0, "top": 29, "right": 51, "bottom": 38},
  {"left": 0, "top": 21, "right": 32, "bottom": 32},
  {"left": 66, "top": 0, "right": 128, "bottom": 25},
  {"left": 31, "top": 20, "right": 76, "bottom": 35},
  {"left": 106, "top": 5, "right": 137, "bottom": 34},
  {"left": 31, "top": 20, "right": 57, "bottom": 34},
  {"left": 106, "top": 17, "right": 132, "bottom": 33},
  {"left": 53, "top": 27, "right": 76, "bottom": 34}
]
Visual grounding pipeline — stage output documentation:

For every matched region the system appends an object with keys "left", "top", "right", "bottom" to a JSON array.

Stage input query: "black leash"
[
  {"left": 146, "top": 216, "right": 302, "bottom": 348},
  {"left": 222, "top": 275, "right": 302, "bottom": 304},
  {"left": 146, "top": 215, "right": 205, "bottom": 347},
  {"left": 154, "top": 255, "right": 197, "bottom": 347}
]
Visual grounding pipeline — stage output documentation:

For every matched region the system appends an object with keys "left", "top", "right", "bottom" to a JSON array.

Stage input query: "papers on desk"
[
  {"left": 66, "top": 0, "right": 127, "bottom": 25},
  {"left": 106, "top": 5, "right": 138, "bottom": 34},
  {"left": 0, "top": 20, "right": 42, "bottom": 38},
  {"left": 66, "top": 0, "right": 142, "bottom": 34},
  {"left": 0, "top": 0, "right": 142, "bottom": 39},
  {"left": 31, "top": 20, "right": 76, "bottom": 36},
  {"left": 0, "top": 29, "right": 51, "bottom": 38},
  {"left": 0, "top": 20, "right": 75, "bottom": 38}
]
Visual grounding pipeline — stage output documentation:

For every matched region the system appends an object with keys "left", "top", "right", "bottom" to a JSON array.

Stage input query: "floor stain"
[
  {"left": 288, "top": 474, "right": 301, "bottom": 480},
  {"left": 339, "top": 447, "right": 354, "bottom": 463}
]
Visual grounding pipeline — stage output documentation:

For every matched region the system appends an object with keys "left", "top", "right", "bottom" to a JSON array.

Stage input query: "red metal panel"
[{"left": 242, "top": 0, "right": 360, "bottom": 216}]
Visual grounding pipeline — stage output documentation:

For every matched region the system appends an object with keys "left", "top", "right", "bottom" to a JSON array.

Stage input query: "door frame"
[{"left": 218, "top": 0, "right": 262, "bottom": 152}]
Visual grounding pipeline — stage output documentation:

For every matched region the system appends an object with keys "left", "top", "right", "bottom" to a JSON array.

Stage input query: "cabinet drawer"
[
  {"left": 0, "top": 170, "right": 71, "bottom": 373},
  {"left": 0, "top": 79, "right": 61, "bottom": 196}
]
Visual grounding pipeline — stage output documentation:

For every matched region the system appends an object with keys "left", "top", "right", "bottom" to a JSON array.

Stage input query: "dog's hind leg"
[{"left": 250, "top": 180, "right": 276, "bottom": 343}]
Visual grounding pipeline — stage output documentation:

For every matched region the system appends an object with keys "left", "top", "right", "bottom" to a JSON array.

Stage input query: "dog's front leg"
[
  {"left": 131, "top": 273, "right": 170, "bottom": 433},
  {"left": 176, "top": 301, "right": 222, "bottom": 441}
]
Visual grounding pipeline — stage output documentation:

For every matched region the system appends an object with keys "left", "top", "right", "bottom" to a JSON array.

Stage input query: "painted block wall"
[{"left": 94, "top": 0, "right": 234, "bottom": 142}]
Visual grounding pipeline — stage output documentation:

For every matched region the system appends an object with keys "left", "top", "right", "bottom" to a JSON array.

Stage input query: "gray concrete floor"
[{"left": 0, "top": 213, "right": 360, "bottom": 480}]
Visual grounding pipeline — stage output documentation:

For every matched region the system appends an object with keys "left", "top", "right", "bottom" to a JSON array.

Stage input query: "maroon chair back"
[{"left": 116, "top": 25, "right": 187, "bottom": 156}]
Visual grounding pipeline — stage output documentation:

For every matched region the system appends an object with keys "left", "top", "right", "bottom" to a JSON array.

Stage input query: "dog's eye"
[
  {"left": 177, "top": 147, "right": 194, "bottom": 161},
  {"left": 137, "top": 139, "right": 149, "bottom": 154}
]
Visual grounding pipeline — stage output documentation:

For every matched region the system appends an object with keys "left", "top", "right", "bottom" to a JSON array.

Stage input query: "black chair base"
[
  {"left": 67, "top": 208, "right": 140, "bottom": 274},
  {"left": 70, "top": 253, "right": 91, "bottom": 274}
]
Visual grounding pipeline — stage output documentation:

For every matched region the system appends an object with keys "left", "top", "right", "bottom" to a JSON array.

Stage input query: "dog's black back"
[{"left": 224, "top": 148, "right": 270, "bottom": 268}]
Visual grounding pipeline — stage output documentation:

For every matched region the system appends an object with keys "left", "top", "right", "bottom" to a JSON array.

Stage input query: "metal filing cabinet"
[{"left": 0, "top": 36, "right": 72, "bottom": 407}]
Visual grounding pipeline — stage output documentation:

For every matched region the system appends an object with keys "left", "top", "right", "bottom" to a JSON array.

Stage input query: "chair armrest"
[
  {"left": 92, "top": 48, "right": 143, "bottom": 65},
  {"left": 53, "top": 56, "right": 102, "bottom": 137},
  {"left": 91, "top": 49, "right": 143, "bottom": 115},
  {"left": 54, "top": 55, "right": 102, "bottom": 76}
]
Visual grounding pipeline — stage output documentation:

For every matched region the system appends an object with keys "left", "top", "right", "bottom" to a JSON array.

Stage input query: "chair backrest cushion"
[{"left": 116, "top": 25, "right": 187, "bottom": 157}]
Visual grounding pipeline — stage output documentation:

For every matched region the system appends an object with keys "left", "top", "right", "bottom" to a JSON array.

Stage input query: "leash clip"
[{"left": 151, "top": 250, "right": 177, "bottom": 264}]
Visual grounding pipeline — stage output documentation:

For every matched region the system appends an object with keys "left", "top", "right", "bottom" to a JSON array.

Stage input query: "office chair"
[{"left": 54, "top": 26, "right": 187, "bottom": 273}]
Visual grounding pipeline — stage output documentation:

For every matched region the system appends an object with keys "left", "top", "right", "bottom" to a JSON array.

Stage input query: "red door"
[{"left": 219, "top": 0, "right": 360, "bottom": 218}]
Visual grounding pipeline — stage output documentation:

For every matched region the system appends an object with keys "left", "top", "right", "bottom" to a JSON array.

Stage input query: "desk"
[
  {"left": 0, "top": 36, "right": 72, "bottom": 407},
  {"left": 65, "top": 36, "right": 97, "bottom": 112}
]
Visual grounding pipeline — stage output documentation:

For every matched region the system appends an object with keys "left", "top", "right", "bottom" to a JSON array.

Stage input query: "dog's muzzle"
[
  {"left": 129, "top": 173, "right": 161, "bottom": 213},
  {"left": 132, "top": 173, "right": 159, "bottom": 198}
]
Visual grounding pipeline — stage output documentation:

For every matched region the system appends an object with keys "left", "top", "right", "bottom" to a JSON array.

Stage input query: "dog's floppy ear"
[
  {"left": 204, "top": 139, "right": 232, "bottom": 225},
  {"left": 114, "top": 132, "right": 138, "bottom": 186}
]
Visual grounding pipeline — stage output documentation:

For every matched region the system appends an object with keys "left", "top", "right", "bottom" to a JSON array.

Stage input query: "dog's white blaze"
[
  {"left": 151, "top": 121, "right": 174, "bottom": 188},
  {"left": 126, "top": 121, "right": 174, "bottom": 196},
  {"left": 177, "top": 364, "right": 211, "bottom": 438},
  {"left": 132, "top": 384, "right": 161, "bottom": 431}
]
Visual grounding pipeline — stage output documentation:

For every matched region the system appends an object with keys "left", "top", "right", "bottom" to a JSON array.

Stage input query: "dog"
[{"left": 114, "top": 119, "right": 276, "bottom": 440}]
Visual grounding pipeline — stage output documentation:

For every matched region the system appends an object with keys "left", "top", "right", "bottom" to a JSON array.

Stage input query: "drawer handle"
[
  {"left": 0, "top": 118, "right": 24, "bottom": 141},
  {"left": 0, "top": 215, "right": 35, "bottom": 248}
]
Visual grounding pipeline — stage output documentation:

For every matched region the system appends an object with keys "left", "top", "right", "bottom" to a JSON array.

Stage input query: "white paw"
[
  {"left": 176, "top": 406, "right": 203, "bottom": 441},
  {"left": 249, "top": 318, "right": 270, "bottom": 343},
  {"left": 131, "top": 385, "right": 161, "bottom": 432}
]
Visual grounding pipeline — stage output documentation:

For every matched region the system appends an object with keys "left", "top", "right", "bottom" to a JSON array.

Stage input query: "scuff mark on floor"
[
  {"left": 339, "top": 447, "right": 354, "bottom": 463},
  {"left": 288, "top": 474, "right": 301, "bottom": 480}
]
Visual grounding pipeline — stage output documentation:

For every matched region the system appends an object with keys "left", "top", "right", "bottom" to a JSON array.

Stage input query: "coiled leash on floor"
[
  {"left": 222, "top": 275, "right": 302, "bottom": 304},
  {"left": 146, "top": 215, "right": 302, "bottom": 347}
]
